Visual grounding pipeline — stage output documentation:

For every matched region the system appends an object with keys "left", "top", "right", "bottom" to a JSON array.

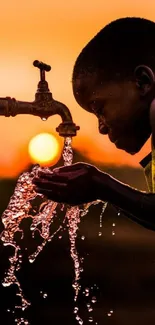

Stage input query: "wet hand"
[{"left": 32, "top": 162, "right": 107, "bottom": 206}]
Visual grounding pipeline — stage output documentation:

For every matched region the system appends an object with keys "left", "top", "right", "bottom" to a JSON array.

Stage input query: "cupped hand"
[{"left": 32, "top": 162, "right": 105, "bottom": 206}]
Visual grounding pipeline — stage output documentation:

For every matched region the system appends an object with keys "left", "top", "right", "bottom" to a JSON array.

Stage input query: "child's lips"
[{"left": 99, "top": 124, "right": 109, "bottom": 134}]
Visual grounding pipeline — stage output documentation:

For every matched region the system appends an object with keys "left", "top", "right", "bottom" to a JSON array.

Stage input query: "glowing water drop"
[
  {"left": 43, "top": 293, "right": 48, "bottom": 299},
  {"left": 87, "top": 303, "right": 93, "bottom": 312},
  {"left": 88, "top": 307, "right": 93, "bottom": 312},
  {"left": 15, "top": 318, "right": 29, "bottom": 324},
  {"left": 88, "top": 316, "right": 93, "bottom": 322},
  {"left": 74, "top": 306, "right": 78, "bottom": 314},
  {"left": 98, "top": 232, "right": 102, "bottom": 236},
  {"left": 41, "top": 117, "right": 47, "bottom": 121},
  {"left": 81, "top": 236, "right": 85, "bottom": 240},
  {"left": 76, "top": 314, "right": 83, "bottom": 324},
  {"left": 84, "top": 287, "right": 90, "bottom": 297},
  {"left": 91, "top": 296, "right": 97, "bottom": 303},
  {"left": 78, "top": 321, "right": 83, "bottom": 325}
]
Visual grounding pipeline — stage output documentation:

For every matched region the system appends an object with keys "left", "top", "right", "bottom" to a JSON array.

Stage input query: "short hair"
[{"left": 72, "top": 17, "right": 155, "bottom": 83}]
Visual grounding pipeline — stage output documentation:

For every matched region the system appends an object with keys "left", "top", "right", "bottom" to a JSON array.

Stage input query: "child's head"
[{"left": 72, "top": 17, "right": 155, "bottom": 154}]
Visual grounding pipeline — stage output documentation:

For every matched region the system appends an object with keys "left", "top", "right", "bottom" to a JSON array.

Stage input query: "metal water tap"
[{"left": 0, "top": 60, "right": 80, "bottom": 137}]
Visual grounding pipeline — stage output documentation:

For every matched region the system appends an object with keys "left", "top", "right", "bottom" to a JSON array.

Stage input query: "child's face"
[{"left": 73, "top": 75, "right": 151, "bottom": 155}]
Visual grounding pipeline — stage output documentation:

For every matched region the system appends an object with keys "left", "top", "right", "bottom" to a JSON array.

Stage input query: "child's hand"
[{"left": 32, "top": 162, "right": 108, "bottom": 205}]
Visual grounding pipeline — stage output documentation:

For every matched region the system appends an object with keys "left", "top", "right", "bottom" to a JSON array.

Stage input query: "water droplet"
[
  {"left": 74, "top": 307, "right": 78, "bottom": 314},
  {"left": 41, "top": 117, "right": 47, "bottom": 121},
  {"left": 58, "top": 235, "right": 62, "bottom": 239},
  {"left": 78, "top": 321, "right": 83, "bottom": 325},
  {"left": 112, "top": 223, "right": 115, "bottom": 227},
  {"left": 84, "top": 288, "right": 89, "bottom": 296},
  {"left": 98, "top": 232, "right": 102, "bottom": 236},
  {"left": 2, "top": 281, "right": 11, "bottom": 287},
  {"left": 88, "top": 316, "right": 93, "bottom": 322},
  {"left": 112, "top": 231, "right": 115, "bottom": 236},
  {"left": 91, "top": 296, "right": 97, "bottom": 303},
  {"left": 110, "top": 310, "right": 113, "bottom": 313},
  {"left": 88, "top": 306, "right": 93, "bottom": 312},
  {"left": 61, "top": 204, "right": 65, "bottom": 211},
  {"left": 29, "top": 258, "right": 35, "bottom": 263},
  {"left": 118, "top": 211, "right": 120, "bottom": 216},
  {"left": 7, "top": 309, "right": 10, "bottom": 312},
  {"left": 76, "top": 315, "right": 83, "bottom": 325},
  {"left": 43, "top": 293, "right": 48, "bottom": 298},
  {"left": 107, "top": 313, "right": 112, "bottom": 316},
  {"left": 81, "top": 236, "right": 85, "bottom": 240}
]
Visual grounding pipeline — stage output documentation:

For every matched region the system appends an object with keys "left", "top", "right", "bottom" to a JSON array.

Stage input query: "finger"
[
  {"left": 53, "top": 162, "right": 84, "bottom": 173},
  {"left": 34, "top": 187, "right": 66, "bottom": 203},
  {"left": 37, "top": 169, "right": 69, "bottom": 179},
  {"left": 51, "top": 168, "right": 86, "bottom": 180},
  {"left": 33, "top": 174, "right": 69, "bottom": 182},
  {"left": 44, "top": 174, "right": 69, "bottom": 182},
  {"left": 37, "top": 163, "right": 85, "bottom": 179},
  {"left": 37, "top": 170, "right": 53, "bottom": 178},
  {"left": 33, "top": 179, "right": 67, "bottom": 190}
]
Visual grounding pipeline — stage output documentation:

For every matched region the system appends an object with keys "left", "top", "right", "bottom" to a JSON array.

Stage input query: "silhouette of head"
[{"left": 72, "top": 17, "right": 155, "bottom": 154}]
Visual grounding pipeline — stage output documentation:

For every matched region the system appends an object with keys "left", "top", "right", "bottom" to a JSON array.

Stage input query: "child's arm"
[{"left": 97, "top": 172, "right": 155, "bottom": 231}]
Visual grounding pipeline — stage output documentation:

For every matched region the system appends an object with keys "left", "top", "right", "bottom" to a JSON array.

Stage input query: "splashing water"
[{"left": 0, "top": 137, "right": 107, "bottom": 325}]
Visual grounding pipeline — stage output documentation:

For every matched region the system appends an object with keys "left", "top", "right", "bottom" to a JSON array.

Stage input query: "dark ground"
[{"left": 0, "top": 156, "right": 155, "bottom": 325}]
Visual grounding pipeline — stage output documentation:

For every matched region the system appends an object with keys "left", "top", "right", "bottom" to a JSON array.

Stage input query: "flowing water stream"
[{"left": 0, "top": 137, "right": 107, "bottom": 324}]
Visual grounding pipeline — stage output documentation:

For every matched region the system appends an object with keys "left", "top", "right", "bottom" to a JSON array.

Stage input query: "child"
[{"left": 33, "top": 17, "right": 155, "bottom": 231}]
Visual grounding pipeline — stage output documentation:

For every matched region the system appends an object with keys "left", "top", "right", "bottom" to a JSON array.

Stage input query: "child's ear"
[{"left": 134, "top": 65, "right": 155, "bottom": 96}]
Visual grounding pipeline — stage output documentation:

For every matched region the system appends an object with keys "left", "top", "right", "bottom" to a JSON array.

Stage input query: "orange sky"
[{"left": 0, "top": 0, "right": 154, "bottom": 177}]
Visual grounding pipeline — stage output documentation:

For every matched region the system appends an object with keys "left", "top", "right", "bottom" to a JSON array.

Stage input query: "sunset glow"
[{"left": 28, "top": 133, "right": 60, "bottom": 166}]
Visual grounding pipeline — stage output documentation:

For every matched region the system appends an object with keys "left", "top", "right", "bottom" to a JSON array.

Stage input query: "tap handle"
[{"left": 33, "top": 60, "right": 51, "bottom": 72}]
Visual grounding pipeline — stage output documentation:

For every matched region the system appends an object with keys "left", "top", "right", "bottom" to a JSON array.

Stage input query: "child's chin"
[{"left": 115, "top": 139, "right": 138, "bottom": 155}]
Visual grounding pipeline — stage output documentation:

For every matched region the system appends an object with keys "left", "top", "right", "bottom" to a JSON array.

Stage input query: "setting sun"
[{"left": 28, "top": 133, "right": 61, "bottom": 166}]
